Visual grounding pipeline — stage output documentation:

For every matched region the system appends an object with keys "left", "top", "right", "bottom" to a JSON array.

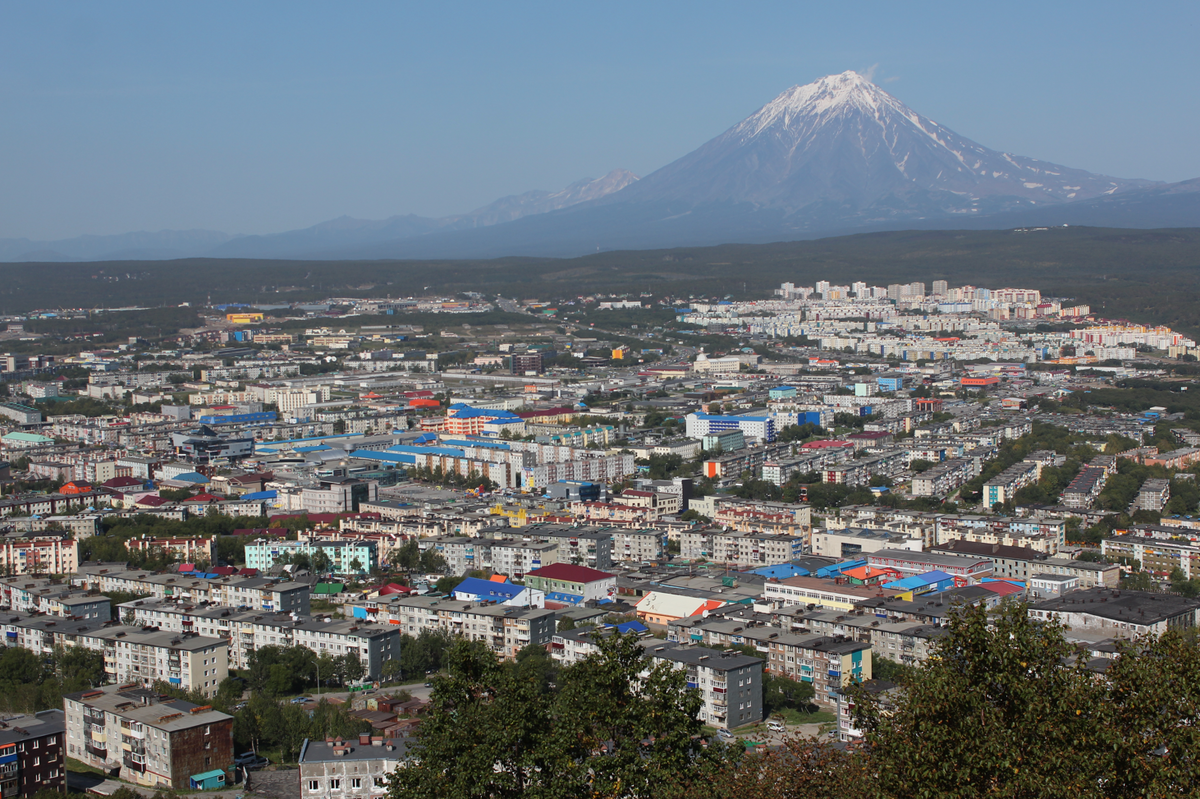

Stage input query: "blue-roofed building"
[
  {"left": 440, "top": 438, "right": 511, "bottom": 450},
  {"left": 751, "top": 563, "right": 811, "bottom": 580},
  {"left": 451, "top": 576, "right": 545, "bottom": 608},
  {"left": 238, "top": 490, "right": 277, "bottom": 501},
  {"left": 348, "top": 449, "right": 415, "bottom": 465},
  {"left": 609, "top": 620, "right": 649, "bottom": 635},
  {"left": 882, "top": 570, "right": 957, "bottom": 596},
  {"left": 168, "top": 472, "right": 209, "bottom": 485},
  {"left": 448, "top": 404, "right": 521, "bottom": 420},
  {"left": 815, "top": 559, "right": 868, "bottom": 579}
]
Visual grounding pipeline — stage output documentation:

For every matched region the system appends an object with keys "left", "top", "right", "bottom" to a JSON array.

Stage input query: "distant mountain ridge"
[
  {"left": 0, "top": 169, "right": 639, "bottom": 262},
  {"left": 5, "top": 72, "right": 1199, "bottom": 261}
]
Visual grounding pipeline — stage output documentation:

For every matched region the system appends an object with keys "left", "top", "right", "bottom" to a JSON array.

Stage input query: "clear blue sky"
[{"left": 3, "top": 1, "right": 1198, "bottom": 240}]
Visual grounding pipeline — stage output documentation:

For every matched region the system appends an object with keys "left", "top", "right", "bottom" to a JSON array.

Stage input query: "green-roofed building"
[{"left": 2, "top": 431, "right": 54, "bottom": 448}]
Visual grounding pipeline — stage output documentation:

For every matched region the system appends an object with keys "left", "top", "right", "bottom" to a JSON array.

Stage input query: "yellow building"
[
  {"left": 226, "top": 312, "right": 264, "bottom": 324},
  {"left": 612, "top": 346, "right": 630, "bottom": 360}
]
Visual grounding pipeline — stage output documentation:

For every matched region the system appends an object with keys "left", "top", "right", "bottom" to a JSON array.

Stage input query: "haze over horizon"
[{"left": 3, "top": 1, "right": 1200, "bottom": 241}]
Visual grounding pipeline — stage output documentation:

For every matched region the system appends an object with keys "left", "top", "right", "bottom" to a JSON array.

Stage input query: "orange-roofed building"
[
  {"left": 60, "top": 481, "right": 93, "bottom": 495},
  {"left": 488, "top": 574, "right": 509, "bottom": 583},
  {"left": 841, "top": 565, "right": 902, "bottom": 586}
]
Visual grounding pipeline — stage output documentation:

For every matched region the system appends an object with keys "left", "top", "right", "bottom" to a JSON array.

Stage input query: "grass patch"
[
  {"left": 67, "top": 757, "right": 112, "bottom": 778},
  {"left": 773, "top": 708, "right": 836, "bottom": 725}
]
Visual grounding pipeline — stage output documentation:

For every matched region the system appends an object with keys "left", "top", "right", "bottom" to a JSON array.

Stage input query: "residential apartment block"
[
  {"left": 298, "top": 736, "right": 409, "bottom": 799},
  {"left": 983, "top": 461, "right": 1040, "bottom": 507},
  {"left": 64, "top": 685, "right": 234, "bottom": 790},
  {"left": 678, "top": 529, "right": 802, "bottom": 567},
  {"left": 344, "top": 595, "right": 554, "bottom": 661},
  {"left": 71, "top": 567, "right": 311, "bottom": 615},
  {"left": 244, "top": 539, "right": 378, "bottom": 575},
  {"left": 931, "top": 540, "right": 1120, "bottom": 588},
  {"left": 0, "top": 710, "right": 65, "bottom": 798},
  {"left": 120, "top": 599, "right": 400, "bottom": 678}
]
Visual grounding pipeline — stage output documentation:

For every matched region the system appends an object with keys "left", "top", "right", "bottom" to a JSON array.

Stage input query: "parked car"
[
  {"left": 767, "top": 720, "right": 786, "bottom": 733},
  {"left": 716, "top": 729, "right": 735, "bottom": 742},
  {"left": 290, "top": 696, "right": 311, "bottom": 704},
  {"left": 235, "top": 752, "right": 269, "bottom": 770}
]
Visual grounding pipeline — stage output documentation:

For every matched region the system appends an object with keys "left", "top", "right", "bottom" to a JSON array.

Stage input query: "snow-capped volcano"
[{"left": 612, "top": 71, "right": 1154, "bottom": 218}]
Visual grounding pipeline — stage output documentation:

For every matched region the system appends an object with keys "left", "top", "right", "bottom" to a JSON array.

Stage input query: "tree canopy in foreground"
[{"left": 388, "top": 603, "right": 1200, "bottom": 799}]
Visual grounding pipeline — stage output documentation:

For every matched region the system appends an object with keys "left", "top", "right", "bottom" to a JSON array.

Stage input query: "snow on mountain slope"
[{"left": 610, "top": 71, "right": 1156, "bottom": 219}]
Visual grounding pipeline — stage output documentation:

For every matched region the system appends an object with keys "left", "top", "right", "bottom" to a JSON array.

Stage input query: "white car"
[
  {"left": 716, "top": 729, "right": 735, "bottom": 742},
  {"left": 767, "top": 720, "right": 786, "bottom": 733}
]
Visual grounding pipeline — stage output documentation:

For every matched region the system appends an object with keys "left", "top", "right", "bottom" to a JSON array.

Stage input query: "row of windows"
[{"left": 307, "top": 776, "right": 385, "bottom": 791}]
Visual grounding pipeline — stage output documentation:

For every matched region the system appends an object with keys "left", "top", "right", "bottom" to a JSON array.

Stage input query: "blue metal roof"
[
  {"left": 448, "top": 404, "right": 520, "bottom": 419},
  {"left": 883, "top": 571, "right": 955, "bottom": 591},
  {"left": 452, "top": 577, "right": 523, "bottom": 601},
  {"left": 348, "top": 449, "right": 415, "bottom": 464},
  {"left": 815, "top": 559, "right": 867, "bottom": 579},
  {"left": 386, "top": 444, "right": 466, "bottom": 457},
  {"left": 610, "top": 620, "right": 648, "bottom": 634},
  {"left": 546, "top": 591, "right": 584, "bottom": 604},
  {"left": 751, "top": 564, "right": 811, "bottom": 579},
  {"left": 441, "top": 438, "right": 511, "bottom": 450}
]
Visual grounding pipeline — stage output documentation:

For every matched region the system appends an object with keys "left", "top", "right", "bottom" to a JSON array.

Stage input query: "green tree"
[
  {"left": 388, "top": 633, "right": 730, "bottom": 799},
  {"left": 310, "top": 549, "right": 332, "bottom": 574},
  {"left": 853, "top": 602, "right": 1111, "bottom": 799},
  {"left": 762, "top": 673, "right": 815, "bottom": 716},
  {"left": 869, "top": 654, "right": 913, "bottom": 684}
]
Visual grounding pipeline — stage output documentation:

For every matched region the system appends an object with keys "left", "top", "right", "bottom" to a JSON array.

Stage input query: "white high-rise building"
[{"left": 932, "top": 280, "right": 948, "bottom": 296}]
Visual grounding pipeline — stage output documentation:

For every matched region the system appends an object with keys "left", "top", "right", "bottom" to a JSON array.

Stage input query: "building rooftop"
[
  {"left": 65, "top": 685, "right": 232, "bottom": 733},
  {"left": 299, "top": 737, "right": 410, "bottom": 764},
  {"left": 1031, "top": 588, "right": 1200, "bottom": 625},
  {"left": 526, "top": 563, "right": 614, "bottom": 583},
  {"left": 0, "top": 710, "right": 64, "bottom": 746}
]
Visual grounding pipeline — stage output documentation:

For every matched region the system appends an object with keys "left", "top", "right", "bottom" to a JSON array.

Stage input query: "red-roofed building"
[
  {"left": 135, "top": 495, "right": 171, "bottom": 507},
  {"left": 60, "top": 481, "right": 93, "bottom": 495},
  {"left": 183, "top": 492, "right": 220, "bottom": 504},
  {"left": 514, "top": 407, "right": 576, "bottom": 423},
  {"left": 523, "top": 563, "right": 616, "bottom": 603},
  {"left": 981, "top": 580, "right": 1025, "bottom": 598}
]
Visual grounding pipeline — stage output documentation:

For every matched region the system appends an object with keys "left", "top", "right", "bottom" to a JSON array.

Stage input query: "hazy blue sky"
[{"left": 3, "top": 1, "right": 1198, "bottom": 240}]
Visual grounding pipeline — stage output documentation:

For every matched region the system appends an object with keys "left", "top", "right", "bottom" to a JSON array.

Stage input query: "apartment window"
[
  {"left": 351, "top": 778, "right": 362, "bottom": 788},
  {"left": 308, "top": 780, "right": 321, "bottom": 791},
  {"left": 330, "top": 779, "right": 341, "bottom": 789}
]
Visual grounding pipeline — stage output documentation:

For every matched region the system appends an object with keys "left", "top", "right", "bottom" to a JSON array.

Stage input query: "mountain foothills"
[
  {"left": 0, "top": 170, "right": 640, "bottom": 263},
  {"left": 7, "top": 72, "right": 1200, "bottom": 261},
  {"left": 5, "top": 227, "right": 1200, "bottom": 337}
]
